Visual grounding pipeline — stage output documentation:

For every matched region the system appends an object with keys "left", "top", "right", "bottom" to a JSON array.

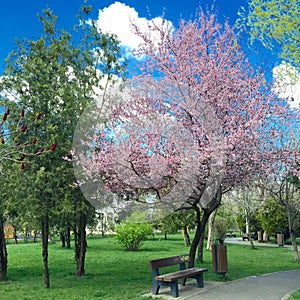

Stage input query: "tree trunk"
[
  {"left": 182, "top": 226, "right": 190, "bottom": 246},
  {"left": 189, "top": 189, "right": 222, "bottom": 268},
  {"left": 60, "top": 232, "right": 66, "bottom": 247},
  {"left": 287, "top": 207, "right": 299, "bottom": 262},
  {"left": 189, "top": 207, "right": 211, "bottom": 268},
  {"left": 33, "top": 230, "right": 38, "bottom": 243},
  {"left": 197, "top": 230, "right": 205, "bottom": 263},
  {"left": 290, "top": 231, "right": 299, "bottom": 262},
  {"left": 206, "top": 208, "right": 218, "bottom": 251},
  {"left": 0, "top": 215, "right": 8, "bottom": 281},
  {"left": 75, "top": 214, "right": 87, "bottom": 277},
  {"left": 248, "top": 231, "right": 255, "bottom": 249},
  {"left": 13, "top": 226, "right": 18, "bottom": 244},
  {"left": 41, "top": 215, "right": 50, "bottom": 288},
  {"left": 66, "top": 226, "right": 71, "bottom": 249}
]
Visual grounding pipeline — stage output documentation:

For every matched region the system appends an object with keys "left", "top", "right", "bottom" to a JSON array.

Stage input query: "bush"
[
  {"left": 115, "top": 222, "right": 153, "bottom": 251},
  {"left": 215, "top": 217, "right": 227, "bottom": 242}
]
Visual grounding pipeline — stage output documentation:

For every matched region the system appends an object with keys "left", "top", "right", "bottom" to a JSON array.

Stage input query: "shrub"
[
  {"left": 215, "top": 217, "right": 227, "bottom": 242},
  {"left": 115, "top": 222, "right": 153, "bottom": 251}
]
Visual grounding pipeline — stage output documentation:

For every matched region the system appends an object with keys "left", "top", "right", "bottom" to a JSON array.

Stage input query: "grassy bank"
[{"left": 1, "top": 234, "right": 299, "bottom": 300}]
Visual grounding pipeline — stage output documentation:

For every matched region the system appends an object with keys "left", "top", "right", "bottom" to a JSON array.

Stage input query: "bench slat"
[
  {"left": 149, "top": 254, "right": 189, "bottom": 269},
  {"left": 155, "top": 267, "right": 208, "bottom": 282}
]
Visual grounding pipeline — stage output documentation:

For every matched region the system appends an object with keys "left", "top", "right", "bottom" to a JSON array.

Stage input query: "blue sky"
[
  {"left": 0, "top": 0, "right": 299, "bottom": 107},
  {"left": 0, "top": 0, "right": 243, "bottom": 69}
]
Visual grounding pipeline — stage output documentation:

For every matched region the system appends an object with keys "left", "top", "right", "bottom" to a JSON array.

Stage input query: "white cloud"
[
  {"left": 273, "top": 61, "right": 300, "bottom": 109},
  {"left": 96, "top": 2, "right": 173, "bottom": 55}
]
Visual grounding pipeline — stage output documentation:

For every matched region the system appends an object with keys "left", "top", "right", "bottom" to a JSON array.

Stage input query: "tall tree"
[
  {"left": 230, "top": 185, "right": 264, "bottom": 248},
  {"left": 74, "top": 9, "right": 289, "bottom": 266},
  {"left": 1, "top": 6, "right": 125, "bottom": 287},
  {"left": 0, "top": 104, "right": 50, "bottom": 281}
]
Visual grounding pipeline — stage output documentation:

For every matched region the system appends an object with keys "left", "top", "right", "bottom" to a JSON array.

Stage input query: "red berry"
[
  {"left": 50, "top": 143, "right": 57, "bottom": 151},
  {"left": 20, "top": 124, "right": 27, "bottom": 132}
]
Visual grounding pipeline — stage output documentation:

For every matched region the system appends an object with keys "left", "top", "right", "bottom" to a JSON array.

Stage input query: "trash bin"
[
  {"left": 277, "top": 233, "right": 284, "bottom": 246},
  {"left": 257, "top": 231, "right": 263, "bottom": 243},
  {"left": 212, "top": 238, "right": 228, "bottom": 275}
]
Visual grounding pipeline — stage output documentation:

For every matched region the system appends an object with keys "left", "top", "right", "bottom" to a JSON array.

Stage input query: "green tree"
[
  {"left": 153, "top": 210, "right": 195, "bottom": 245},
  {"left": 0, "top": 104, "right": 51, "bottom": 281},
  {"left": 1, "top": 6, "right": 125, "bottom": 287},
  {"left": 258, "top": 198, "right": 289, "bottom": 237},
  {"left": 238, "top": 0, "right": 300, "bottom": 67}
]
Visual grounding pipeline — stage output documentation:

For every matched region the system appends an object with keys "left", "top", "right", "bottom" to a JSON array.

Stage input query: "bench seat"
[{"left": 155, "top": 267, "right": 207, "bottom": 282}]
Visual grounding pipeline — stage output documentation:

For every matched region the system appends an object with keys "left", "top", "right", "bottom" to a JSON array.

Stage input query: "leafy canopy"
[{"left": 238, "top": 0, "right": 300, "bottom": 67}]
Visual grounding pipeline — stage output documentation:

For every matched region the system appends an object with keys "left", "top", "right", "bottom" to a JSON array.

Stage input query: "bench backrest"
[{"left": 149, "top": 254, "right": 190, "bottom": 270}]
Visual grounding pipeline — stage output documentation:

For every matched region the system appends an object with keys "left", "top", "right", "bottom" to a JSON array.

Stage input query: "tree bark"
[
  {"left": 41, "top": 214, "right": 50, "bottom": 288},
  {"left": 33, "top": 230, "right": 38, "bottom": 243},
  {"left": 74, "top": 214, "right": 87, "bottom": 277},
  {"left": 66, "top": 226, "right": 71, "bottom": 249},
  {"left": 206, "top": 208, "right": 218, "bottom": 251},
  {"left": 189, "top": 207, "right": 210, "bottom": 268},
  {"left": 0, "top": 214, "right": 8, "bottom": 281},
  {"left": 197, "top": 230, "right": 205, "bottom": 263},
  {"left": 182, "top": 226, "right": 190, "bottom": 246},
  {"left": 287, "top": 206, "right": 299, "bottom": 262},
  {"left": 188, "top": 189, "right": 222, "bottom": 268},
  {"left": 290, "top": 231, "right": 299, "bottom": 262},
  {"left": 60, "top": 231, "right": 66, "bottom": 247},
  {"left": 247, "top": 231, "right": 255, "bottom": 249},
  {"left": 13, "top": 226, "right": 18, "bottom": 244}
]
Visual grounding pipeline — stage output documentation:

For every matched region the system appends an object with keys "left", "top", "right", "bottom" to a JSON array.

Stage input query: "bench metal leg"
[
  {"left": 152, "top": 279, "right": 160, "bottom": 295},
  {"left": 170, "top": 281, "right": 179, "bottom": 297},
  {"left": 181, "top": 278, "right": 187, "bottom": 286},
  {"left": 196, "top": 273, "right": 204, "bottom": 288}
]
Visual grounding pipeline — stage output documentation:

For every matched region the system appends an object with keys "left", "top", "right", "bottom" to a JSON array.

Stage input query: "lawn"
[{"left": 1, "top": 234, "right": 299, "bottom": 300}]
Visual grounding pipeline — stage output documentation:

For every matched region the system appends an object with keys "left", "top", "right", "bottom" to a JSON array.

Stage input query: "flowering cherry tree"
[{"left": 73, "top": 10, "right": 291, "bottom": 265}]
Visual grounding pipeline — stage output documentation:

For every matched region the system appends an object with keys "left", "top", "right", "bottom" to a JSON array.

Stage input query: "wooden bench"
[{"left": 149, "top": 254, "right": 208, "bottom": 298}]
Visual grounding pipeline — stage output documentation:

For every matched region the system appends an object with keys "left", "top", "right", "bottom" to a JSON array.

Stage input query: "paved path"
[
  {"left": 144, "top": 269, "right": 300, "bottom": 300},
  {"left": 225, "top": 237, "right": 299, "bottom": 250},
  {"left": 186, "top": 269, "right": 300, "bottom": 300}
]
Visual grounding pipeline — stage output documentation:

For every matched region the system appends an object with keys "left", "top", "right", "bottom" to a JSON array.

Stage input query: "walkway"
[{"left": 144, "top": 269, "right": 300, "bottom": 300}]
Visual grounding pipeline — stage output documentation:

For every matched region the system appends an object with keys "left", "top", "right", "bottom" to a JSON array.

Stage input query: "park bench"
[
  {"left": 242, "top": 232, "right": 258, "bottom": 241},
  {"left": 149, "top": 254, "right": 208, "bottom": 298},
  {"left": 226, "top": 232, "right": 236, "bottom": 238}
]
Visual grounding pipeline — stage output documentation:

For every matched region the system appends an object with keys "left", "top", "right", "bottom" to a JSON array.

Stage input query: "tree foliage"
[
  {"left": 257, "top": 198, "right": 288, "bottom": 237},
  {"left": 238, "top": 0, "right": 300, "bottom": 67}
]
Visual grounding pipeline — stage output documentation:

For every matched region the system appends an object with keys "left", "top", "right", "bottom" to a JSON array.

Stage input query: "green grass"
[
  {"left": 1, "top": 234, "right": 299, "bottom": 300},
  {"left": 289, "top": 290, "right": 300, "bottom": 300}
]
